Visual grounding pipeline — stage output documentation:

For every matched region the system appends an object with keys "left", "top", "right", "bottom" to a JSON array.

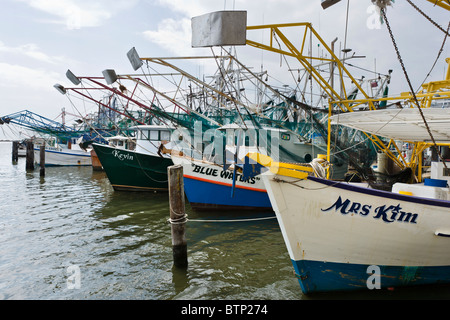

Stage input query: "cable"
[
  {"left": 381, "top": 8, "right": 448, "bottom": 170},
  {"left": 406, "top": 0, "right": 450, "bottom": 37}
]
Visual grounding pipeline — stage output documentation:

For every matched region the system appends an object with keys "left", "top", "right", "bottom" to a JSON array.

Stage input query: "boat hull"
[
  {"left": 262, "top": 173, "right": 450, "bottom": 294},
  {"left": 171, "top": 155, "right": 272, "bottom": 211},
  {"left": 34, "top": 148, "right": 92, "bottom": 166},
  {"left": 92, "top": 143, "right": 172, "bottom": 192}
]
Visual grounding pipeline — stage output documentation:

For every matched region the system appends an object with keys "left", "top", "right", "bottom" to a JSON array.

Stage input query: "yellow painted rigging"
[
  {"left": 245, "top": 3, "right": 450, "bottom": 181},
  {"left": 426, "top": 0, "right": 450, "bottom": 11}
]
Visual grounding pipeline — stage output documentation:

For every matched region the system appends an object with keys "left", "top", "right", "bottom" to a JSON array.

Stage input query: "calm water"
[{"left": 1, "top": 141, "right": 450, "bottom": 301}]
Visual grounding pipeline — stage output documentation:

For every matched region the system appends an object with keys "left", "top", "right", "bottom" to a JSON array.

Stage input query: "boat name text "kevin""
[
  {"left": 112, "top": 150, "right": 134, "bottom": 161},
  {"left": 192, "top": 164, "right": 258, "bottom": 184},
  {"left": 321, "top": 196, "right": 418, "bottom": 224}
]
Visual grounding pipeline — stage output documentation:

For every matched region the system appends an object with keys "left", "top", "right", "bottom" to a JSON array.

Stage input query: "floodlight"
[
  {"left": 321, "top": 0, "right": 342, "bottom": 9},
  {"left": 66, "top": 69, "right": 81, "bottom": 85},
  {"left": 191, "top": 11, "right": 247, "bottom": 47},
  {"left": 127, "top": 47, "right": 143, "bottom": 71},
  {"left": 102, "top": 69, "right": 118, "bottom": 85},
  {"left": 54, "top": 84, "right": 67, "bottom": 95}
]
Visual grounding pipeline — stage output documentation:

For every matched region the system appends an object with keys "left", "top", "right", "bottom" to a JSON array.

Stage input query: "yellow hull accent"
[{"left": 246, "top": 153, "right": 312, "bottom": 180}]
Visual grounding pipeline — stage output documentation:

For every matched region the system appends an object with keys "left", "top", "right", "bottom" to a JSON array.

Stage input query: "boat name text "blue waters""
[
  {"left": 321, "top": 196, "right": 418, "bottom": 224},
  {"left": 112, "top": 150, "right": 134, "bottom": 161},
  {"left": 192, "top": 164, "right": 258, "bottom": 184}
]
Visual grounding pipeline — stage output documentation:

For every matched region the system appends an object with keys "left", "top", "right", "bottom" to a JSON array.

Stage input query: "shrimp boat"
[
  {"left": 92, "top": 125, "right": 174, "bottom": 191},
  {"left": 171, "top": 154, "right": 271, "bottom": 211},
  {"left": 33, "top": 137, "right": 92, "bottom": 167},
  {"left": 170, "top": 121, "right": 321, "bottom": 211},
  {"left": 254, "top": 104, "right": 450, "bottom": 294},
  {"left": 186, "top": 6, "right": 450, "bottom": 293}
]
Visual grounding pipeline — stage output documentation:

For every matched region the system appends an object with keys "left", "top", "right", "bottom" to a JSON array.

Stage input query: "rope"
[
  {"left": 380, "top": 8, "right": 448, "bottom": 170},
  {"left": 309, "top": 158, "right": 329, "bottom": 178},
  {"left": 188, "top": 216, "right": 276, "bottom": 223},
  {"left": 167, "top": 206, "right": 188, "bottom": 225},
  {"left": 168, "top": 215, "right": 188, "bottom": 225},
  {"left": 167, "top": 214, "right": 276, "bottom": 224},
  {"left": 273, "top": 176, "right": 344, "bottom": 190}
]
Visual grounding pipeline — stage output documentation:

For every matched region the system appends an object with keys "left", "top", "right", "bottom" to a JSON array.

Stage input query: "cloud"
[
  {"left": 142, "top": 18, "right": 196, "bottom": 55},
  {"left": 15, "top": 0, "right": 138, "bottom": 29},
  {"left": 0, "top": 41, "right": 64, "bottom": 64},
  {"left": 0, "top": 62, "right": 60, "bottom": 90}
]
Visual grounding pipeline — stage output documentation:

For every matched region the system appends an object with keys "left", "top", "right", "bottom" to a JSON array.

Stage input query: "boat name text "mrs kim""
[
  {"left": 112, "top": 150, "right": 134, "bottom": 161},
  {"left": 321, "top": 196, "right": 418, "bottom": 224}
]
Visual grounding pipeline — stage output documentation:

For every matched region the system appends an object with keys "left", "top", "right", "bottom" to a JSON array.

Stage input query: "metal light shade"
[
  {"left": 66, "top": 69, "right": 81, "bottom": 85},
  {"left": 321, "top": 0, "right": 342, "bottom": 9},
  {"left": 127, "top": 47, "right": 143, "bottom": 71},
  {"left": 54, "top": 84, "right": 66, "bottom": 95},
  {"left": 191, "top": 11, "right": 247, "bottom": 47},
  {"left": 102, "top": 69, "right": 118, "bottom": 85}
]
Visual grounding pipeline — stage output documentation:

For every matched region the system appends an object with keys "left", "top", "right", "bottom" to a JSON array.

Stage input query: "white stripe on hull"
[{"left": 34, "top": 149, "right": 92, "bottom": 166}]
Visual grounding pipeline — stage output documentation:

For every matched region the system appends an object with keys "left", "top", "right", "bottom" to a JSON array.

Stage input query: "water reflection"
[{"left": 2, "top": 142, "right": 450, "bottom": 300}]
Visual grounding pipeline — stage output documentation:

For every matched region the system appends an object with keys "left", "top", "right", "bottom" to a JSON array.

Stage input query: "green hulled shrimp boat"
[{"left": 92, "top": 125, "right": 174, "bottom": 191}]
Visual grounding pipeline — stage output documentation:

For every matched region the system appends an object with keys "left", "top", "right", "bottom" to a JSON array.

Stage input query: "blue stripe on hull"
[
  {"left": 291, "top": 259, "right": 450, "bottom": 294},
  {"left": 183, "top": 177, "right": 272, "bottom": 210}
]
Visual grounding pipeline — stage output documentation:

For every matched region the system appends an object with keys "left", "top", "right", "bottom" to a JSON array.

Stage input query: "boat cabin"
[
  {"left": 106, "top": 135, "right": 136, "bottom": 151},
  {"left": 129, "top": 125, "right": 173, "bottom": 156}
]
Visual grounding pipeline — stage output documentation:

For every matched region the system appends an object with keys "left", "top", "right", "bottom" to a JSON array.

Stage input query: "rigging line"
[
  {"left": 210, "top": 47, "right": 248, "bottom": 130},
  {"left": 271, "top": 30, "right": 300, "bottom": 86},
  {"left": 344, "top": 62, "right": 390, "bottom": 77},
  {"left": 406, "top": 0, "right": 450, "bottom": 37},
  {"left": 65, "top": 89, "right": 130, "bottom": 142},
  {"left": 343, "top": 0, "right": 350, "bottom": 55},
  {"left": 381, "top": 8, "right": 448, "bottom": 170},
  {"left": 220, "top": 47, "right": 310, "bottom": 142},
  {"left": 416, "top": 20, "right": 450, "bottom": 92},
  {"left": 65, "top": 93, "right": 109, "bottom": 142}
]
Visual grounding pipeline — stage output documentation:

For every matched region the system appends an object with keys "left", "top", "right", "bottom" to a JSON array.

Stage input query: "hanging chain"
[
  {"left": 406, "top": 0, "right": 450, "bottom": 37},
  {"left": 380, "top": 8, "right": 448, "bottom": 170}
]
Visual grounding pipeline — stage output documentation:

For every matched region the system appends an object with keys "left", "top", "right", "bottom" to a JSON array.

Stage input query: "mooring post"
[
  {"left": 26, "top": 140, "right": 34, "bottom": 171},
  {"left": 12, "top": 141, "right": 19, "bottom": 163},
  {"left": 40, "top": 143, "right": 45, "bottom": 177},
  {"left": 168, "top": 164, "right": 188, "bottom": 269}
]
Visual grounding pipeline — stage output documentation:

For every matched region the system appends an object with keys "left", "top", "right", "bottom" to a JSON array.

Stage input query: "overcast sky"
[{"left": 0, "top": 0, "right": 449, "bottom": 139}]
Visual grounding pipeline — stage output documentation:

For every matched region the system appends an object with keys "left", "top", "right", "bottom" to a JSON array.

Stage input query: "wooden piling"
[
  {"left": 26, "top": 140, "right": 34, "bottom": 171},
  {"left": 168, "top": 164, "right": 188, "bottom": 269},
  {"left": 40, "top": 144, "right": 45, "bottom": 177},
  {"left": 12, "top": 141, "right": 19, "bottom": 162}
]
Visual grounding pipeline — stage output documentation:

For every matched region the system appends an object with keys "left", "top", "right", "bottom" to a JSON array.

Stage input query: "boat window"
[
  {"left": 226, "top": 131, "right": 235, "bottom": 146},
  {"left": 149, "top": 130, "right": 159, "bottom": 140},
  {"left": 118, "top": 141, "right": 124, "bottom": 147},
  {"left": 246, "top": 131, "right": 257, "bottom": 147},
  {"left": 160, "top": 130, "right": 170, "bottom": 141},
  {"left": 140, "top": 130, "right": 149, "bottom": 140}
]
